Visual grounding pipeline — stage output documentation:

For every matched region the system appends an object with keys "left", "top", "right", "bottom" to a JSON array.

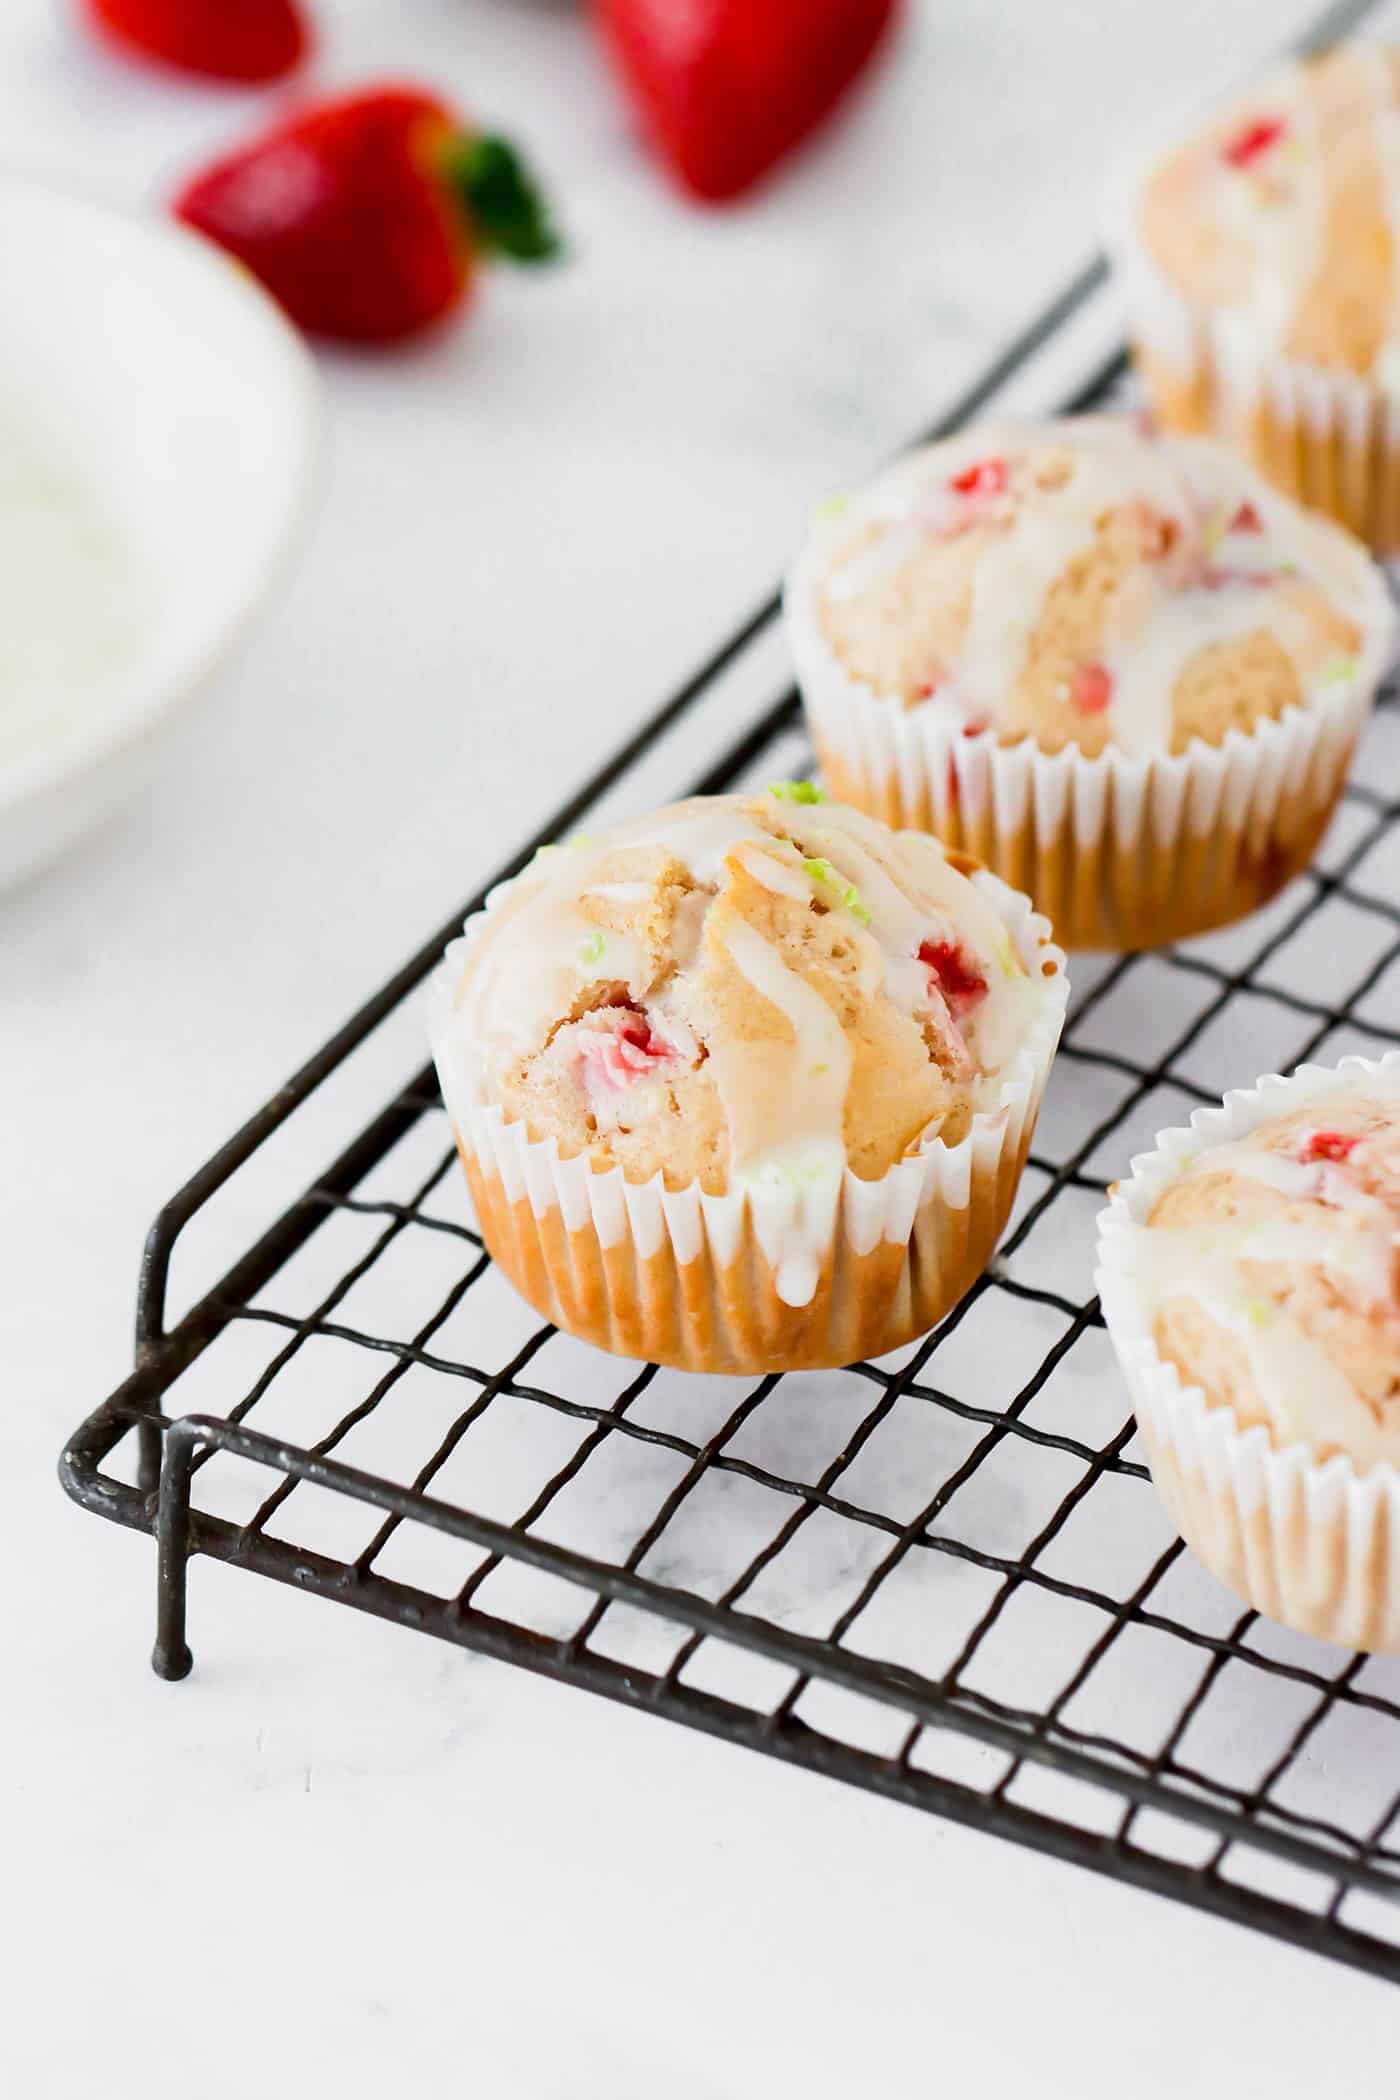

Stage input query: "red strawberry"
[
  {"left": 918, "top": 939, "right": 986, "bottom": 1017},
  {"left": 1071, "top": 664, "right": 1113, "bottom": 715},
  {"left": 577, "top": 1015, "right": 675, "bottom": 1091},
  {"left": 594, "top": 0, "right": 900, "bottom": 203},
  {"left": 1299, "top": 1130, "right": 1357, "bottom": 1164},
  {"left": 950, "top": 458, "right": 1008, "bottom": 498},
  {"left": 174, "top": 88, "right": 559, "bottom": 345},
  {"left": 1222, "top": 116, "right": 1285, "bottom": 170},
  {"left": 83, "top": 0, "right": 309, "bottom": 83}
]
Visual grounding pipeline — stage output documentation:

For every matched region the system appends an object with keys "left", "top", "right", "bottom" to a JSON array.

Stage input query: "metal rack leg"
[
  {"left": 152, "top": 1422, "right": 196, "bottom": 1682},
  {"left": 137, "top": 1416, "right": 163, "bottom": 1498}
]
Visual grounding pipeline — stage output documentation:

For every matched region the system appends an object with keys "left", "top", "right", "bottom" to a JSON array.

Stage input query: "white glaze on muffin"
[
  {"left": 1138, "top": 43, "right": 1400, "bottom": 376},
  {"left": 1138, "top": 1083, "right": 1400, "bottom": 1466},
  {"left": 813, "top": 418, "right": 1374, "bottom": 757},
  {"left": 444, "top": 791, "right": 1058, "bottom": 1303}
]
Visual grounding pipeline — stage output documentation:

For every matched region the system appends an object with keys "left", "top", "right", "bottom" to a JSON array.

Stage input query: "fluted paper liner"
[
  {"left": 430, "top": 867, "right": 1067, "bottom": 1375},
  {"left": 786, "top": 499, "right": 1392, "bottom": 953},
  {"left": 1096, "top": 1054, "right": 1400, "bottom": 1653}
]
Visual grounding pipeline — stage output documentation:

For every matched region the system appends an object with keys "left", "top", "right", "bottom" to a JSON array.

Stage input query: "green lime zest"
[
  {"left": 1244, "top": 1297, "right": 1273, "bottom": 1330},
  {"left": 803, "top": 857, "right": 870, "bottom": 925},
  {"left": 577, "top": 932, "right": 605, "bottom": 967},
  {"left": 1319, "top": 653, "right": 1358, "bottom": 687},
  {"left": 534, "top": 833, "right": 594, "bottom": 863},
  {"left": 769, "top": 780, "right": 826, "bottom": 805},
  {"left": 814, "top": 493, "right": 850, "bottom": 525}
]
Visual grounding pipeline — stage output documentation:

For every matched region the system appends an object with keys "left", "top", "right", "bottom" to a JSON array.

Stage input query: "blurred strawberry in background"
[
  {"left": 594, "top": 0, "right": 900, "bottom": 201},
  {"left": 174, "top": 88, "right": 559, "bottom": 344},
  {"left": 83, "top": 0, "right": 310, "bottom": 83}
]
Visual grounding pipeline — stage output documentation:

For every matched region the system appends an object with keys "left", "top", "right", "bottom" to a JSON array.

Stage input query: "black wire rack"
[{"left": 61, "top": 0, "right": 1400, "bottom": 1986}]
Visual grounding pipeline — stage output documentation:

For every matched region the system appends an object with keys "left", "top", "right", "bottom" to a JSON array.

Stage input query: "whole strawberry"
[
  {"left": 83, "top": 0, "right": 309, "bottom": 83},
  {"left": 174, "top": 87, "right": 559, "bottom": 345},
  {"left": 595, "top": 0, "right": 900, "bottom": 202}
]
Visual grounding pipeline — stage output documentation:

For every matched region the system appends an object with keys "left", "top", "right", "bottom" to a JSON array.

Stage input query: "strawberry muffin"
[
  {"left": 786, "top": 417, "right": 1393, "bottom": 950},
  {"left": 1098, "top": 1056, "right": 1400, "bottom": 1650},
  {"left": 430, "top": 789, "right": 1067, "bottom": 1372},
  {"left": 1116, "top": 42, "right": 1400, "bottom": 550}
]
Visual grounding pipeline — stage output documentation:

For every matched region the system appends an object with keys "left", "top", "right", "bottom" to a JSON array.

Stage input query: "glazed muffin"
[
  {"left": 1098, "top": 1056, "right": 1400, "bottom": 1650},
  {"left": 787, "top": 417, "right": 1393, "bottom": 950},
  {"left": 1116, "top": 42, "right": 1400, "bottom": 551},
  {"left": 430, "top": 789, "right": 1067, "bottom": 1372}
]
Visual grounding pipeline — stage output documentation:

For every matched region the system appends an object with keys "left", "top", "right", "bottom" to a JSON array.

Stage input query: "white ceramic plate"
[{"left": 0, "top": 179, "right": 320, "bottom": 890}]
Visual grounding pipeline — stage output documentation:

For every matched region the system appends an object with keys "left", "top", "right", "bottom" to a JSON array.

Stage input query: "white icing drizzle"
[
  {"left": 955, "top": 425, "right": 1185, "bottom": 722},
  {"left": 585, "top": 881, "right": 653, "bottom": 903},
  {"left": 1136, "top": 1109, "right": 1400, "bottom": 1457},
  {"left": 456, "top": 803, "right": 771, "bottom": 1083},
  {"left": 449, "top": 795, "right": 1047, "bottom": 1304},
  {"left": 820, "top": 417, "right": 1382, "bottom": 752},
  {"left": 1158, "top": 44, "right": 1400, "bottom": 370},
  {"left": 1214, "top": 61, "right": 1324, "bottom": 354},
  {"left": 1101, "top": 583, "right": 1313, "bottom": 755},
  {"left": 615, "top": 803, "right": 772, "bottom": 883},
  {"left": 711, "top": 912, "right": 852, "bottom": 1306},
  {"left": 731, "top": 842, "right": 812, "bottom": 904}
]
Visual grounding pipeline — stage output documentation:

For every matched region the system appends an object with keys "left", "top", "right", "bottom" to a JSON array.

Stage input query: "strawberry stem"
[{"left": 445, "top": 133, "right": 561, "bottom": 263}]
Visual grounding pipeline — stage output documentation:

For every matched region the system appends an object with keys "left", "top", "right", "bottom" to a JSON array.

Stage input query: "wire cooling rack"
[{"left": 60, "top": 27, "right": 1400, "bottom": 1984}]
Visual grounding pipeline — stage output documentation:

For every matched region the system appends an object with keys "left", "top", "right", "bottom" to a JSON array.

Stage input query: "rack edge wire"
[{"left": 59, "top": 0, "right": 1400, "bottom": 1987}]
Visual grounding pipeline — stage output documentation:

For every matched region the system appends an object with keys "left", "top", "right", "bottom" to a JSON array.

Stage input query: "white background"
[{"left": 7, "top": 2, "right": 1399, "bottom": 2094}]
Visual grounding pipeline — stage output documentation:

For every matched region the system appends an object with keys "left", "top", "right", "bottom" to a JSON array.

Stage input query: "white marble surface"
[{"left": 9, "top": 1, "right": 1400, "bottom": 2092}]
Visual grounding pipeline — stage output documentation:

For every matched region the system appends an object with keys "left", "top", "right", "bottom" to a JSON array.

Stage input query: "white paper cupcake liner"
[
  {"left": 429, "top": 862, "right": 1068, "bottom": 1373},
  {"left": 785, "top": 497, "right": 1392, "bottom": 953},
  {"left": 1096, "top": 1053, "right": 1400, "bottom": 1652}
]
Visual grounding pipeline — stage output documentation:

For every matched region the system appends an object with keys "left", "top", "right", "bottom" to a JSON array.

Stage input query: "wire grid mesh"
[
  {"left": 58, "top": 111, "right": 1400, "bottom": 1965},
  {"left": 138, "top": 668, "right": 1400, "bottom": 1980}
]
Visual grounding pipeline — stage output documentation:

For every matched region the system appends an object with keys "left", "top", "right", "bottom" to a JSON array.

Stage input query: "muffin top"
[
  {"left": 444, "top": 790, "right": 1058, "bottom": 1232},
  {"left": 802, "top": 418, "right": 1383, "bottom": 757},
  {"left": 1136, "top": 43, "right": 1400, "bottom": 375},
  {"left": 1140, "top": 1083, "right": 1400, "bottom": 1468}
]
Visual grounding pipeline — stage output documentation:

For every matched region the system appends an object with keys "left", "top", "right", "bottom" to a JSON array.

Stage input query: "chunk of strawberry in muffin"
[
  {"left": 1071, "top": 663, "right": 1113, "bottom": 715},
  {"left": 575, "top": 1008, "right": 677, "bottom": 1094},
  {"left": 919, "top": 938, "right": 988, "bottom": 1019},
  {"left": 1299, "top": 1128, "right": 1359, "bottom": 1164},
  {"left": 1220, "top": 115, "right": 1286, "bottom": 170},
  {"left": 949, "top": 457, "right": 1008, "bottom": 498}
]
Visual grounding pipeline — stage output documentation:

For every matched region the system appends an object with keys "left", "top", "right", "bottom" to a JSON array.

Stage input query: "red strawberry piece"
[
  {"left": 594, "top": 0, "right": 900, "bottom": 203},
  {"left": 1222, "top": 116, "right": 1286, "bottom": 170},
  {"left": 1071, "top": 664, "right": 1113, "bottom": 715},
  {"left": 918, "top": 939, "right": 987, "bottom": 1017},
  {"left": 950, "top": 458, "right": 1008, "bottom": 498},
  {"left": 174, "top": 88, "right": 559, "bottom": 344},
  {"left": 1198, "top": 564, "right": 1271, "bottom": 593},
  {"left": 1299, "top": 1129, "right": 1358, "bottom": 1164},
  {"left": 1229, "top": 501, "right": 1263, "bottom": 534},
  {"left": 578, "top": 1015, "right": 674, "bottom": 1091},
  {"left": 83, "top": 0, "right": 308, "bottom": 83}
]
